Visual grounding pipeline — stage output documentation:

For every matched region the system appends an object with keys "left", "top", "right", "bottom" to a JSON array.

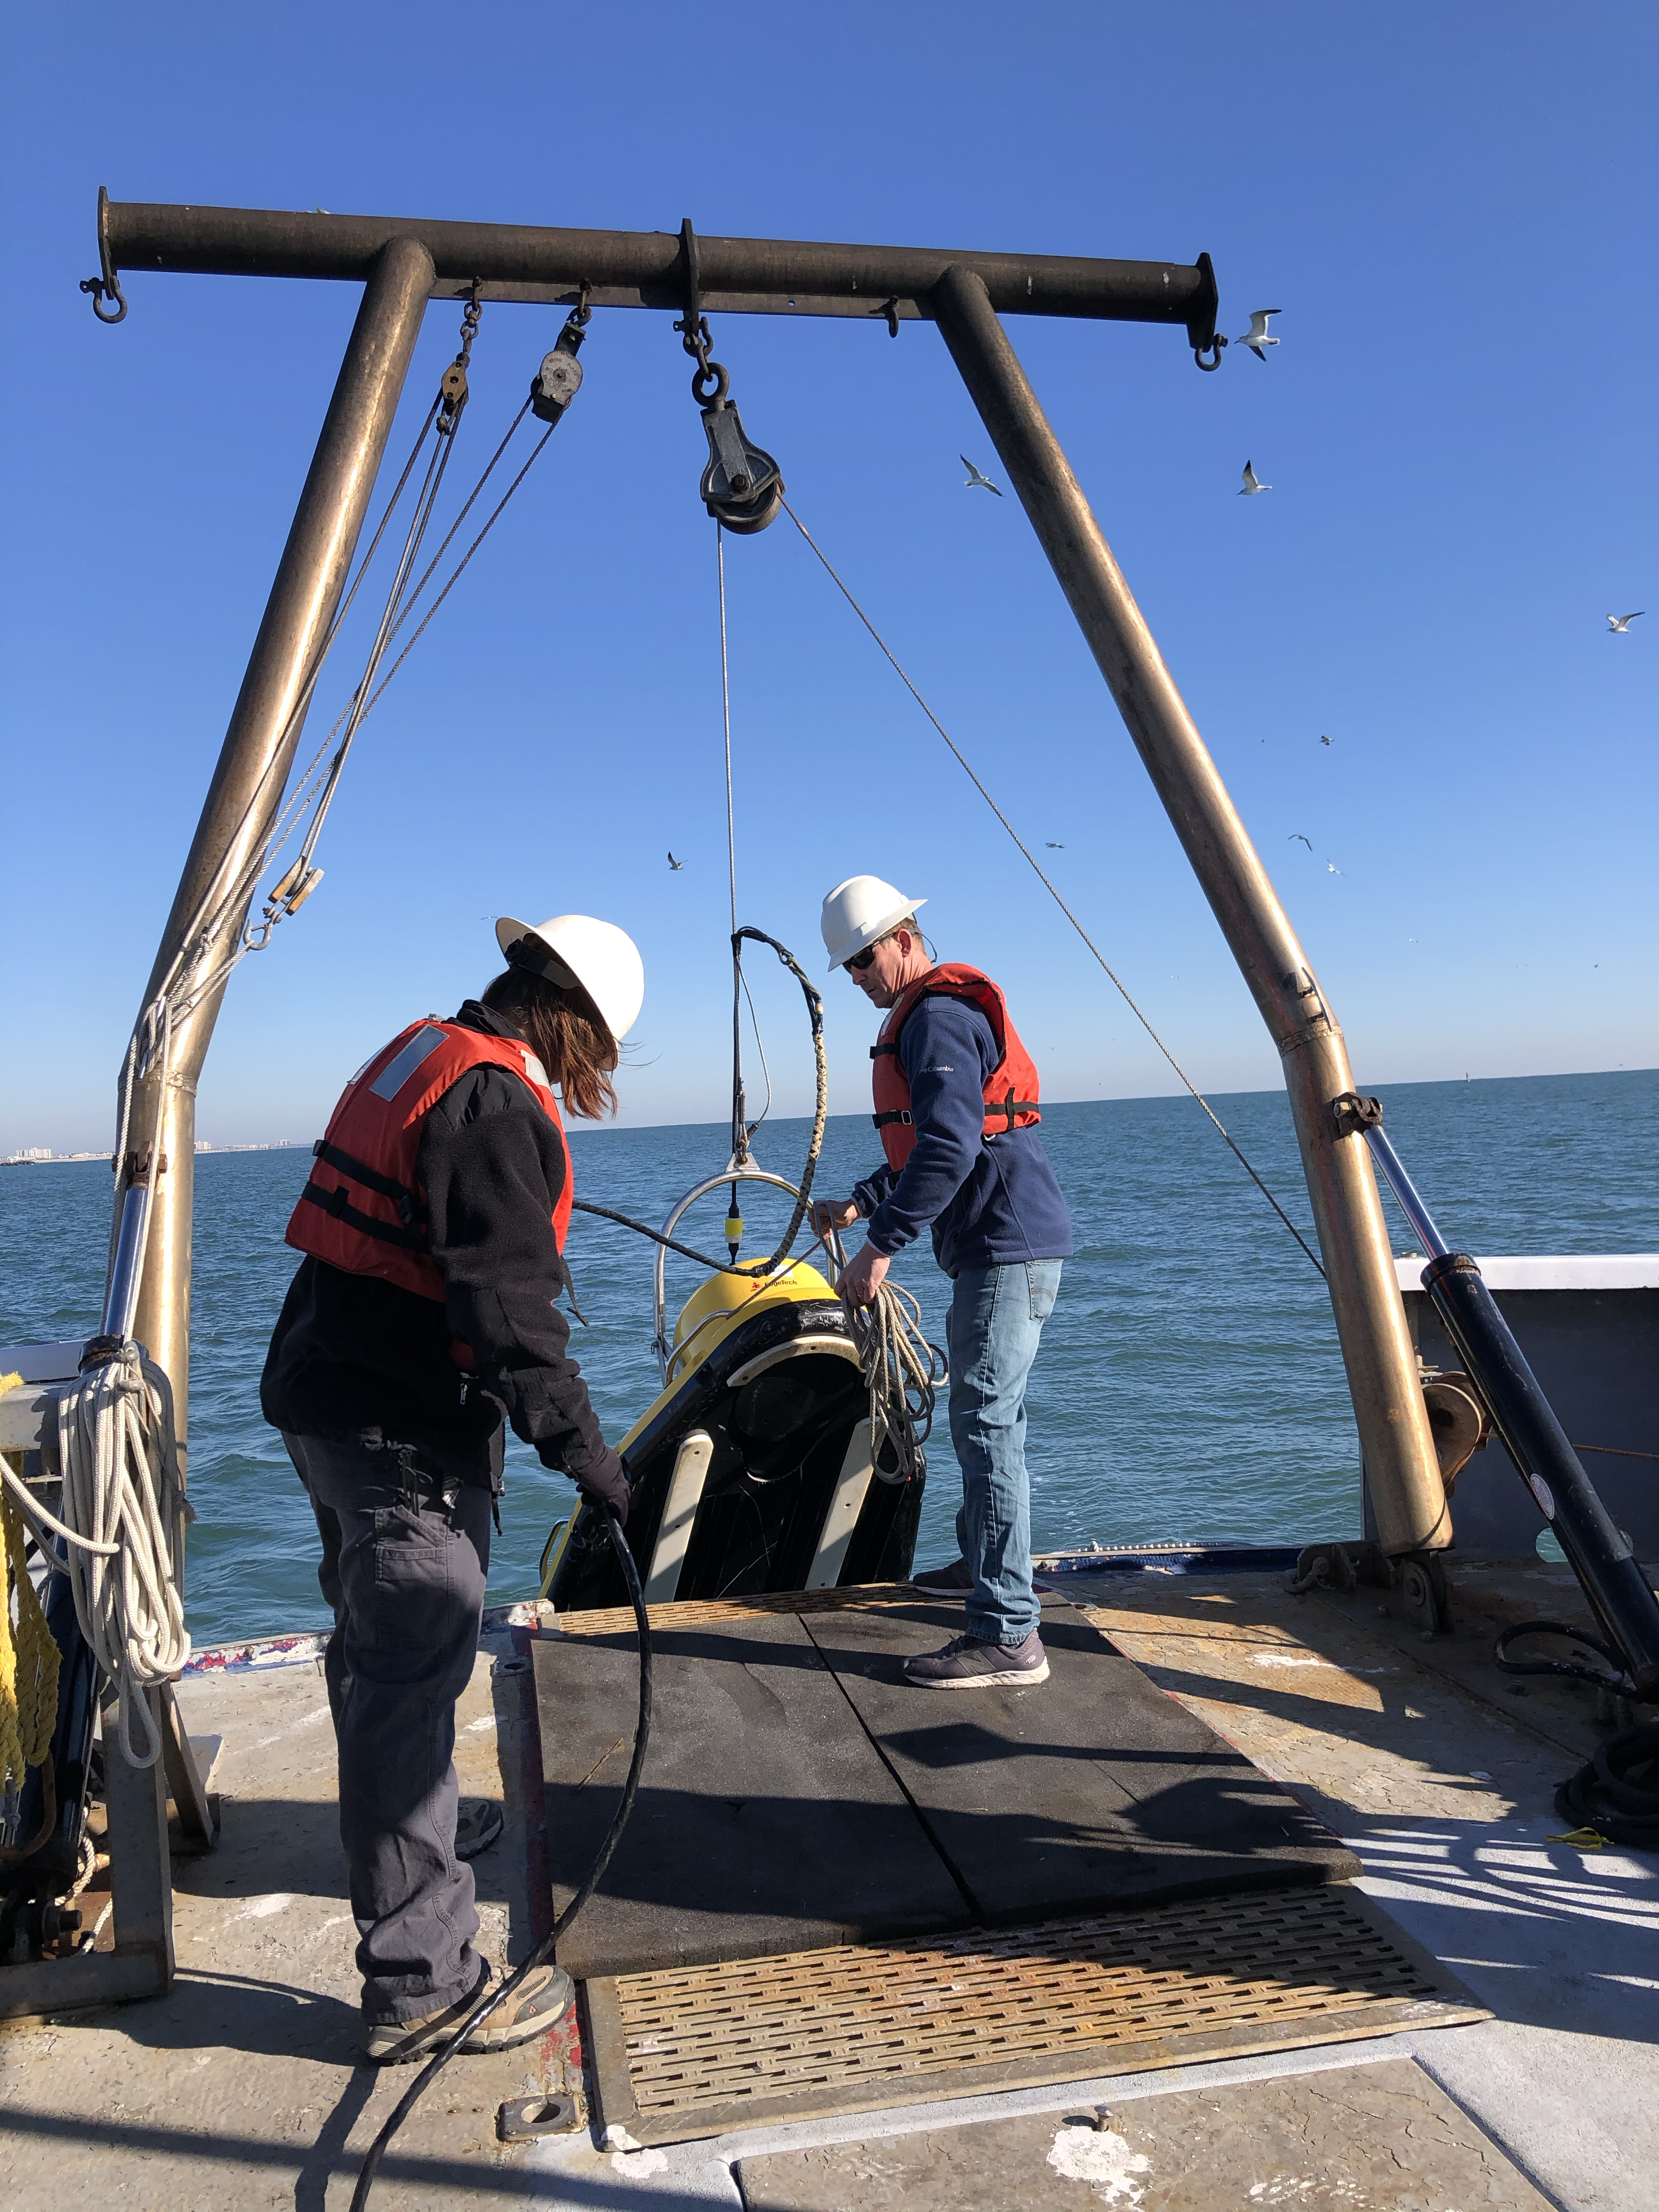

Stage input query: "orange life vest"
[
  {"left": 286, "top": 1018, "right": 573, "bottom": 1304},
  {"left": 870, "top": 964, "right": 1041, "bottom": 1171}
]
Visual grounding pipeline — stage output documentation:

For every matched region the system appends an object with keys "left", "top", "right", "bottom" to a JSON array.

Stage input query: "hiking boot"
[
  {"left": 461, "top": 1963, "right": 575, "bottom": 2052},
  {"left": 455, "top": 1798, "right": 504, "bottom": 1860},
  {"left": 361, "top": 1957, "right": 490, "bottom": 2065},
  {"left": 904, "top": 1629, "right": 1049, "bottom": 1690},
  {"left": 909, "top": 1558, "right": 974, "bottom": 1594}
]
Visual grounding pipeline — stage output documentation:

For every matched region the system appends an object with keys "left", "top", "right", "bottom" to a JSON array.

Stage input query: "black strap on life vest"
[
  {"left": 311, "top": 1138, "right": 426, "bottom": 1227},
  {"left": 295, "top": 1179, "right": 430, "bottom": 1251},
  {"left": 872, "top": 1108, "right": 913, "bottom": 1128},
  {"left": 298, "top": 1137, "right": 430, "bottom": 1249},
  {"left": 870, "top": 1041, "right": 899, "bottom": 1060},
  {"left": 993, "top": 1087, "right": 1041, "bottom": 1131}
]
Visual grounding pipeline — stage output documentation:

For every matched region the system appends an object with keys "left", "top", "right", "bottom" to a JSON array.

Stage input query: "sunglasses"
[{"left": 843, "top": 945, "right": 879, "bottom": 974}]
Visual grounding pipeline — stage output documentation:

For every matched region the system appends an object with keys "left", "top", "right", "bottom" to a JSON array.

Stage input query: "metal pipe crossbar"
[{"left": 97, "top": 194, "right": 1220, "bottom": 337}]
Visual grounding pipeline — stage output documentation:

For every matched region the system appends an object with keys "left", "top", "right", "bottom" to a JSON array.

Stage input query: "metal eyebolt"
[{"left": 692, "top": 359, "right": 731, "bottom": 406}]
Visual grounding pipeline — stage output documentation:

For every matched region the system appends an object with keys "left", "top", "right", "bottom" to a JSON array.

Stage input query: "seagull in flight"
[
  {"left": 1319, "top": 734, "right": 1333, "bottom": 747},
  {"left": 1239, "top": 460, "right": 1271, "bottom": 495},
  {"left": 1045, "top": 841, "right": 1065, "bottom": 849},
  {"left": 1289, "top": 833, "right": 1312, "bottom": 850},
  {"left": 667, "top": 851, "right": 684, "bottom": 871},
  {"left": 961, "top": 456, "right": 1002, "bottom": 495},
  {"left": 1236, "top": 309, "right": 1282, "bottom": 360},
  {"left": 1607, "top": 611, "right": 1645, "bottom": 633},
  {"left": 1327, "top": 860, "right": 1343, "bottom": 874}
]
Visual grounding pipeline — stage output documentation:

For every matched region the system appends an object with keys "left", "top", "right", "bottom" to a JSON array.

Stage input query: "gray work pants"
[{"left": 283, "top": 1429, "right": 493, "bottom": 2024}]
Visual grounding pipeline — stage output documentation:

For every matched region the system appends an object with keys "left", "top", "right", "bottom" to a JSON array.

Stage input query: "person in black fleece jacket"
[{"left": 261, "top": 924, "right": 637, "bottom": 2067}]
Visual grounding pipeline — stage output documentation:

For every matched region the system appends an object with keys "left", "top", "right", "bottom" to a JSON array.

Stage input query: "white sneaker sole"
[{"left": 905, "top": 1657, "right": 1050, "bottom": 1690}]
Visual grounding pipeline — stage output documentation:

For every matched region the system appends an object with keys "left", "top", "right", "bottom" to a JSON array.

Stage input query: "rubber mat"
[
  {"left": 532, "top": 1614, "right": 967, "bottom": 1979},
  {"left": 800, "top": 1597, "right": 1359, "bottom": 1917},
  {"left": 533, "top": 1594, "right": 1356, "bottom": 1979},
  {"left": 585, "top": 1886, "right": 1488, "bottom": 2146}
]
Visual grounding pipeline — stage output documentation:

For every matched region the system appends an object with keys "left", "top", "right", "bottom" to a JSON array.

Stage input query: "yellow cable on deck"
[{"left": 1, "top": 1403, "right": 61, "bottom": 1794}]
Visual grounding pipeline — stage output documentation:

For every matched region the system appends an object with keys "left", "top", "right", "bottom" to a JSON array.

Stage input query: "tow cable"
[{"left": 347, "top": 1502, "right": 651, "bottom": 2211}]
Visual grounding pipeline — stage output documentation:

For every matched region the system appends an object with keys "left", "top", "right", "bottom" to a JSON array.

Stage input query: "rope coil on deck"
[{"left": 0, "top": 1342, "right": 192, "bottom": 1768}]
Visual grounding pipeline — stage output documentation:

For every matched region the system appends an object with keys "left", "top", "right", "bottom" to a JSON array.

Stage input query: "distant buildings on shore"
[{"left": 2, "top": 1141, "right": 302, "bottom": 1166}]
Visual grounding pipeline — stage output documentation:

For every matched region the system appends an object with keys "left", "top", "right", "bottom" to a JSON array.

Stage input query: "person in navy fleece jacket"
[{"left": 813, "top": 906, "right": 1072, "bottom": 1691}]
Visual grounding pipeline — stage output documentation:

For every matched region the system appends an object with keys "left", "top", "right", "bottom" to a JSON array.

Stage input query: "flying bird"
[
  {"left": 961, "top": 456, "right": 1002, "bottom": 495},
  {"left": 1607, "top": 611, "right": 1645, "bottom": 633},
  {"left": 667, "top": 852, "right": 684, "bottom": 871},
  {"left": 1289, "top": 833, "right": 1312, "bottom": 850},
  {"left": 1327, "top": 860, "right": 1343, "bottom": 874},
  {"left": 1236, "top": 309, "right": 1282, "bottom": 360},
  {"left": 1319, "top": 734, "right": 1333, "bottom": 747},
  {"left": 1045, "top": 841, "right": 1065, "bottom": 849},
  {"left": 1239, "top": 460, "right": 1271, "bottom": 495}
]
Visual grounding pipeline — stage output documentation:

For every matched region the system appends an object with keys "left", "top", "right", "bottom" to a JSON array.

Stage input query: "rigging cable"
[{"left": 780, "top": 498, "right": 1328, "bottom": 1283}]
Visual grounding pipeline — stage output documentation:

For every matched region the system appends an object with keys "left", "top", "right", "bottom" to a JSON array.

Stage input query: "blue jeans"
[
  {"left": 283, "top": 1430, "right": 493, "bottom": 2024},
  {"left": 945, "top": 1260, "right": 1063, "bottom": 1645}
]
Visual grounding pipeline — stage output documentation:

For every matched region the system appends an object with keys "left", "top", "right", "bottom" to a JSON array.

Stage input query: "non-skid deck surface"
[
  {"left": 800, "top": 1599, "right": 1355, "bottom": 1916},
  {"left": 533, "top": 1611, "right": 967, "bottom": 1980},
  {"left": 586, "top": 1886, "right": 1488, "bottom": 2147},
  {"left": 533, "top": 1594, "right": 1357, "bottom": 1979}
]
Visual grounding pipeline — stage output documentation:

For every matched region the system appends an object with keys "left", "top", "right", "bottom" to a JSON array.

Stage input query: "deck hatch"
[{"left": 585, "top": 1885, "right": 1487, "bottom": 2146}]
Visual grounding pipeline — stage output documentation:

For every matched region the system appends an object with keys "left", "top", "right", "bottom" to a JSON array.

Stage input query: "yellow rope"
[{"left": 1, "top": 1428, "right": 61, "bottom": 1792}]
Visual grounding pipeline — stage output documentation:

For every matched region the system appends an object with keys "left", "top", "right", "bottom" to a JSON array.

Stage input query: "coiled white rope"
[
  {"left": 845, "top": 1279, "right": 945, "bottom": 1488},
  {"left": 0, "top": 1344, "right": 192, "bottom": 1769}
]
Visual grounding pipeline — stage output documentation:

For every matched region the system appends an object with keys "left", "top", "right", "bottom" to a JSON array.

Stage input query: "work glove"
[{"left": 564, "top": 1445, "right": 631, "bottom": 1529}]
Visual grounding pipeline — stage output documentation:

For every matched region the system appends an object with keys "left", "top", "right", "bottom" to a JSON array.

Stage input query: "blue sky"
[{"left": 1, "top": 2, "right": 1653, "bottom": 1153}]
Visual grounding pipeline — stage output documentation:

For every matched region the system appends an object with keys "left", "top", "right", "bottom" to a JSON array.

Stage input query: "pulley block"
[
  {"left": 531, "top": 319, "right": 586, "bottom": 425},
  {"left": 699, "top": 397, "right": 783, "bottom": 534}
]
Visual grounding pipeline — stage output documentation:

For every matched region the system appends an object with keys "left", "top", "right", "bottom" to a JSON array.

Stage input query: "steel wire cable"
[{"left": 780, "top": 498, "right": 1327, "bottom": 1282}]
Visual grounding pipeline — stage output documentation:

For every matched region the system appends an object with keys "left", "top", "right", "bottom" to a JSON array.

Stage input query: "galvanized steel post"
[
  {"left": 111, "top": 235, "right": 436, "bottom": 1462},
  {"left": 929, "top": 263, "right": 1448, "bottom": 1555}
]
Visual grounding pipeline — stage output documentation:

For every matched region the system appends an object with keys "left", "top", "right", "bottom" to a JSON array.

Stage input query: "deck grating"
[{"left": 585, "top": 1883, "right": 1488, "bottom": 2145}]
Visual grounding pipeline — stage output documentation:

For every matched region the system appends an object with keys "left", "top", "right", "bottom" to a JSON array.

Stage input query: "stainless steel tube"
[
  {"left": 1364, "top": 1127, "right": 1451, "bottom": 1261},
  {"left": 110, "top": 235, "right": 436, "bottom": 1459},
  {"left": 930, "top": 264, "right": 1448, "bottom": 1555}
]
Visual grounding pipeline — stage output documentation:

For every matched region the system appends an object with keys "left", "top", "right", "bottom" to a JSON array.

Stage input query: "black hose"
[
  {"left": 1555, "top": 1720, "right": 1659, "bottom": 1847},
  {"left": 348, "top": 1503, "right": 652, "bottom": 2210}
]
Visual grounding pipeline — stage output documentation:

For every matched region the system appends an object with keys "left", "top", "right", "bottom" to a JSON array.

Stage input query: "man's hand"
[
  {"left": 558, "top": 1446, "right": 631, "bottom": 1527},
  {"left": 812, "top": 1195, "right": 861, "bottom": 1238},
  {"left": 836, "top": 1241, "right": 891, "bottom": 1308}
]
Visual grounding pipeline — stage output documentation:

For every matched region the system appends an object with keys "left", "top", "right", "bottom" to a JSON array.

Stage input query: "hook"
[{"left": 1193, "top": 334, "right": 1227, "bottom": 371}]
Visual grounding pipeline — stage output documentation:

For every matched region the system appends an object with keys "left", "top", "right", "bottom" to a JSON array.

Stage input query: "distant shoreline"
[{"left": 5, "top": 1065, "right": 1652, "bottom": 1162}]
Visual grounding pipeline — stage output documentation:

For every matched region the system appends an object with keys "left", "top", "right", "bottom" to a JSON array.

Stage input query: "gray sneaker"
[
  {"left": 909, "top": 1558, "right": 974, "bottom": 1594},
  {"left": 904, "top": 1629, "right": 1049, "bottom": 1689}
]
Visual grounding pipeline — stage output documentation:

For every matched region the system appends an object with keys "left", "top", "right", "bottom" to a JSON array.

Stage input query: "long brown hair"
[{"left": 480, "top": 967, "right": 619, "bottom": 1121}]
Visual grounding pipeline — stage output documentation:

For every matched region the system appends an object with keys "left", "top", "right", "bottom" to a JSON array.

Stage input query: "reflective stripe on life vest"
[
  {"left": 286, "top": 1017, "right": 574, "bottom": 1301},
  {"left": 869, "top": 964, "right": 1041, "bottom": 1172}
]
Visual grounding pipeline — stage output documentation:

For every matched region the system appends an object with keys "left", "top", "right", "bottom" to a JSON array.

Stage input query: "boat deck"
[{"left": 1, "top": 1554, "right": 1654, "bottom": 2209}]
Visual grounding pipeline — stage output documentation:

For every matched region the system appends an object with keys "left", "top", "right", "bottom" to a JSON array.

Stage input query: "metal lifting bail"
[{"left": 676, "top": 220, "right": 783, "bottom": 534}]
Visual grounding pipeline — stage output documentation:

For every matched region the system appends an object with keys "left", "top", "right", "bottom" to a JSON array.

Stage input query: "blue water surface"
[{"left": 2, "top": 1068, "right": 1652, "bottom": 1645}]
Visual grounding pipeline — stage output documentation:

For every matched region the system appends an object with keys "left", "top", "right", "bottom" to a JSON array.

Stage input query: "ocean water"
[{"left": 2, "top": 1068, "right": 1653, "bottom": 1646}]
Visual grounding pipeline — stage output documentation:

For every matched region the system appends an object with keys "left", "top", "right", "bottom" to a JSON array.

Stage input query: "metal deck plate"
[
  {"left": 733, "top": 2056, "right": 1550, "bottom": 2210},
  {"left": 585, "top": 1886, "right": 1488, "bottom": 2147}
]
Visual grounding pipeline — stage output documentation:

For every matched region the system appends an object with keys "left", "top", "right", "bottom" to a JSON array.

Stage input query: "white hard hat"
[
  {"left": 820, "top": 875, "right": 927, "bottom": 973},
  {"left": 495, "top": 914, "right": 645, "bottom": 1042}
]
